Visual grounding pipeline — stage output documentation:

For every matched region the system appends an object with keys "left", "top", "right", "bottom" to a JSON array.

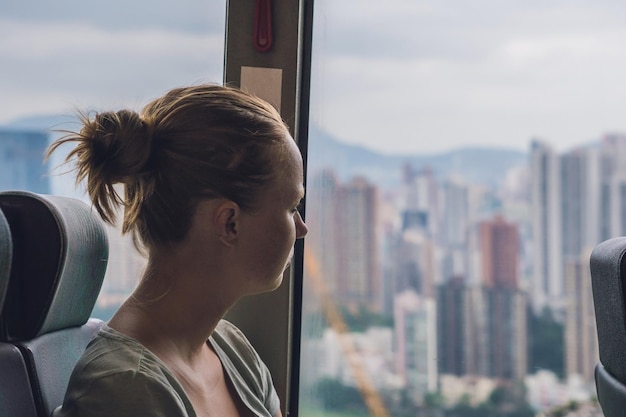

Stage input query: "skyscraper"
[
  {"left": 441, "top": 179, "right": 470, "bottom": 284},
  {"left": 306, "top": 171, "right": 381, "bottom": 312},
  {"left": 403, "top": 165, "right": 440, "bottom": 241},
  {"left": 394, "top": 289, "right": 437, "bottom": 405},
  {"left": 437, "top": 276, "right": 466, "bottom": 376},
  {"left": 479, "top": 215, "right": 527, "bottom": 380},
  {"left": 0, "top": 129, "right": 50, "bottom": 194},
  {"left": 560, "top": 147, "right": 601, "bottom": 261},
  {"left": 601, "top": 135, "right": 626, "bottom": 239},
  {"left": 392, "top": 227, "right": 437, "bottom": 298},
  {"left": 479, "top": 215, "right": 519, "bottom": 289},
  {"left": 485, "top": 286, "right": 527, "bottom": 380},
  {"left": 304, "top": 169, "right": 341, "bottom": 298},
  {"left": 442, "top": 178, "right": 469, "bottom": 248},
  {"left": 564, "top": 251, "right": 598, "bottom": 384},
  {"left": 335, "top": 177, "right": 381, "bottom": 311},
  {"left": 530, "top": 140, "right": 563, "bottom": 312}
]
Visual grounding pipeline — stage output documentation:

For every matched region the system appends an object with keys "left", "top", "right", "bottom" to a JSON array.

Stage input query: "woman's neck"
[{"left": 108, "top": 254, "right": 240, "bottom": 364}]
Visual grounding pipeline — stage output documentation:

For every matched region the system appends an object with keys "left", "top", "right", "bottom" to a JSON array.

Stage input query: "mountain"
[
  {"left": 3, "top": 114, "right": 528, "bottom": 190},
  {"left": 307, "top": 125, "right": 528, "bottom": 188},
  {"left": 4, "top": 114, "right": 80, "bottom": 136}
]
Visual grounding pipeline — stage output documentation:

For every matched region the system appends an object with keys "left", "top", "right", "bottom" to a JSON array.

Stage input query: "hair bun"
[{"left": 89, "top": 109, "right": 152, "bottom": 183}]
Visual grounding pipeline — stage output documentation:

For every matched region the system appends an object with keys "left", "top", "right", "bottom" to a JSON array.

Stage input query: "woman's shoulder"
[
  {"left": 76, "top": 324, "right": 165, "bottom": 377},
  {"left": 55, "top": 325, "right": 193, "bottom": 417},
  {"left": 213, "top": 319, "right": 251, "bottom": 344},
  {"left": 212, "top": 319, "right": 260, "bottom": 362}
]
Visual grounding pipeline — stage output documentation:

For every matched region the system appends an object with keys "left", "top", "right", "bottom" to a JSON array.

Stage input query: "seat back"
[
  {"left": 0, "top": 208, "right": 39, "bottom": 417},
  {"left": 590, "top": 236, "right": 626, "bottom": 417},
  {"left": 0, "top": 191, "right": 109, "bottom": 417}
]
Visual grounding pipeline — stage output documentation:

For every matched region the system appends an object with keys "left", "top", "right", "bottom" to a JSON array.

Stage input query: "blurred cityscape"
[
  {"left": 1, "top": 118, "right": 617, "bottom": 416},
  {"left": 298, "top": 130, "right": 621, "bottom": 416}
]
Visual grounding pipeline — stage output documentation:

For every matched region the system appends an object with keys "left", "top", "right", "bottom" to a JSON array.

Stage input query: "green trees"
[
  {"left": 528, "top": 306, "right": 565, "bottom": 378},
  {"left": 445, "top": 384, "right": 534, "bottom": 417},
  {"left": 312, "top": 378, "right": 368, "bottom": 414}
]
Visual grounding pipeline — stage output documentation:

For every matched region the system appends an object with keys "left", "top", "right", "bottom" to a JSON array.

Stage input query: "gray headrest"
[
  {"left": 0, "top": 191, "right": 109, "bottom": 341},
  {"left": 0, "top": 210, "right": 11, "bottom": 313},
  {"left": 590, "top": 236, "right": 626, "bottom": 383}
]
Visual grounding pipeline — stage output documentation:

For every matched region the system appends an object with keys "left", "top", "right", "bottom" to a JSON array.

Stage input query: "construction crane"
[{"left": 304, "top": 252, "right": 391, "bottom": 417}]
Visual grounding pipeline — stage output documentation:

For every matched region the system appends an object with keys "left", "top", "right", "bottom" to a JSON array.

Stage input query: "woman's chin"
[
  {"left": 270, "top": 271, "right": 287, "bottom": 290},
  {"left": 250, "top": 271, "right": 286, "bottom": 295}
]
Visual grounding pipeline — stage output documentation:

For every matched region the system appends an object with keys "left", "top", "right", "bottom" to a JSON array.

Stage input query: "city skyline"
[{"left": 299, "top": 141, "right": 600, "bottom": 414}]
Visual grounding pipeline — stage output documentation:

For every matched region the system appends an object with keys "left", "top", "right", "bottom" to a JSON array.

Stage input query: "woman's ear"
[{"left": 216, "top": 201, "right": 240, "bottom": 247}]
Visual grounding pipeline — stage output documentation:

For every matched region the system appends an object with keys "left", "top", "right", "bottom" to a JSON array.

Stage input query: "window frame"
[{"left": 222, "top": 1, "right": 314, "bottom": 416}]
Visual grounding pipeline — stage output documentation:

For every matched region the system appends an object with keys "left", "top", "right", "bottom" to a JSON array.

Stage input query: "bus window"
[
  {"left": 299, "top": 1, "right": 626, "bottom": 416},
  {"left": 0, "top": 0, "right": 226, "bottom": 320}
]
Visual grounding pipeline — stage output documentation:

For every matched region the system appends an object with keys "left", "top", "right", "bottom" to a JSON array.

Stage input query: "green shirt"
[{"left": 53, "top": 320, "right": 281, "bottom": 417}]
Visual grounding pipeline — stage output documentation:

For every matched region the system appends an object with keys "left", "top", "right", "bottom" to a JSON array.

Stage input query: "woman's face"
[{"left": 237, "top": 135, "right": 308, "bottom": 293}]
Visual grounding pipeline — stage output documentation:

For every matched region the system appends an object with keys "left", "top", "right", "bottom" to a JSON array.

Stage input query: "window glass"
[
  {"left": 300, "top": 1, "right": 626, "bottom": 416},
  {"left": 0, "top": 0, "right": 226, "bottom": 320}
]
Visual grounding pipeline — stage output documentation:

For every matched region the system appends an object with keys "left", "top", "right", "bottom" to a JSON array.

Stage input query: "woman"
[{"left": 50, "top": 84, "right": 308, "bottom": 417}]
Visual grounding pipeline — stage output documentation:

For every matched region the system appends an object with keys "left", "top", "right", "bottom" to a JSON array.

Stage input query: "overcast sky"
[{"left": 2, "top": 0, "right": 626, "bottom": 154}]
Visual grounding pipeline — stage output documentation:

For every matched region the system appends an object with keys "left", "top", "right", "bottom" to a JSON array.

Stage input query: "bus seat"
[
  {"left": 0, "top": 191, "right": 108, "bottom": 417},
  {"left": 0, "top": 207, "right": 39, "bottom": 417},
  {"left": 590, "top": 236, "right": 626, "bottom": 417}
]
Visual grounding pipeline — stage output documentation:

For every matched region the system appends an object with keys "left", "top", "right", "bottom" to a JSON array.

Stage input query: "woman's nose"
[{"left": 296, "top": 212, "right": 308, "bottom": 239}]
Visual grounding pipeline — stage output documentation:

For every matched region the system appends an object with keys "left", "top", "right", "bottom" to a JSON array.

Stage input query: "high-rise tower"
[
  {"left": 0, "top": 129, "right": 50, "bottom": 194},
  {"left": 530, "top": 140, "right": 563, "bottom": 312}
]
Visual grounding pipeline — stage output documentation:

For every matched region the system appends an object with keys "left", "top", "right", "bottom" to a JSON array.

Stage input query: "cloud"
[
  {"left": 0, "top": 19, "right": 224, "bottom": 123},
  {"left": 0, "top": 0, "right": 225, "bottom": 33},
  {"left": 3, "top": 0, "right": 626, "bottom": 154},
  {"left": 308, "top": 0, "right": 626, "bottom": 153}
]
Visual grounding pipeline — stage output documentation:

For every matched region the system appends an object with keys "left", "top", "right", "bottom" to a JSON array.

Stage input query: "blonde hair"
[{"left": 48, "top": 84, "right": 289, "bottom": 250}]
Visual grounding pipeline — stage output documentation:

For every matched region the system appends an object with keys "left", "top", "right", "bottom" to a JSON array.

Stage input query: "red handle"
[{"left": 254, "top": 0, "right": 273, "bottom": 52}]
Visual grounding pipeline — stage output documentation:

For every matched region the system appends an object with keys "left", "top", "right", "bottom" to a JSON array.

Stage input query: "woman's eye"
[{"left": 292, "top": 201, "right": 303, "bottom": 213}]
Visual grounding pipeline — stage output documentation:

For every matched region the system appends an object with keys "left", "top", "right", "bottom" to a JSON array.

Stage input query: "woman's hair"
[{"left": 48, "top": 84, "right": 290, "bottom": 250}]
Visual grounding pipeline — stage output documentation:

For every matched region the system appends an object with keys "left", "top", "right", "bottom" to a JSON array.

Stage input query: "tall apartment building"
[
  {"left": 403, "top": 164, "right": 441, "bottom": 241},
  {"left": 601, "top": 135, "right": 626, "bottom": 239},
  {"left": 530, "top": 140, "right": 563, "bottom": 312},
  {"left": 305, "top": 170, "right": 381, "bottom": 312},
  {"left": 437, "top": 282, "right": 527, "bottom": 380},
  {"left": 441, "top": 179, "right": 470, "bottom": 283},
  {"left": 392, "top": 224, "right": 437, "bottom": 299},
  {"left": 336, "top": 177, "right": 380, "bottom": 311},
  {"left": 442, "top": 178, "right": 469, "bottom": 247},
  {"left": 479, "top": 215, "right": 519, "bottom": 289},
  {"left": 486, "top": 287, "right": 528, "bottom": 380},
  {"left": 394, "top": 290, "right": 438, "bottom": 405},
  {"left": 304, "top": 169, "right": 341, "bottom": 300},
  {"left": 437, "top": 277, "right": 466, "bottom": 376},
  {"left": 0, "top": 129, "right": 50, "bottom": 194},
  {"left": 463, "top": 285, "right": 490, "bottom": 377},
  {"left": 480, "top": 215, "right": 527, "bottom": 380},
  {"left": 564, "top": 252, "right": 598, "bottom": 384},
  {"left": 560, "top": 147, "right": 601, "bottom": 261},
  {"left": 607, "top": 173, "right": 626, "bottom": 237}
]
